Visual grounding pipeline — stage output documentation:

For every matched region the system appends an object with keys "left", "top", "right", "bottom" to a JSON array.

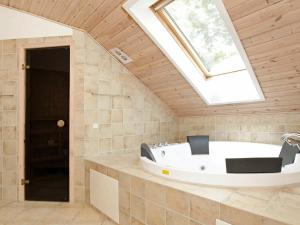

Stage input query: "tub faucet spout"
[{"left": 281, "top": 133, "right": 300, "bottom": 150}]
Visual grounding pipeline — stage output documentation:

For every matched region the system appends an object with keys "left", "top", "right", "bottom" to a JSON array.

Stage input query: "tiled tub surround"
[
  {"left": 178, "top": 113, "right": 300, "bottom": 145},
  {"left": 85, "top": 154, "right": 300, "bottom": 225}
]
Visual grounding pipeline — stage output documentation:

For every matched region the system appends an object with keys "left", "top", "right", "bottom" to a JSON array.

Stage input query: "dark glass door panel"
[{"left": 25, "top": 47, "right": 70, "bottom": 202}]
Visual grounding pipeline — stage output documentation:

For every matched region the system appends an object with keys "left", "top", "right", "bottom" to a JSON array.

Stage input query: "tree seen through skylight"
[{"left": 164, "top": 0, "right": 246, "bottom": 75}]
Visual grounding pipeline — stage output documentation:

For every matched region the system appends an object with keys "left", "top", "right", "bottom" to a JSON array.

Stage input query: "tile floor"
[{"left": 0, "top": 201, "right": 117, "bottom": 225}]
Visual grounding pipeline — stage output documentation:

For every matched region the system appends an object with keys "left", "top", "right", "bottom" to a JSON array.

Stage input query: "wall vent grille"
[{"left": 110, "top": 47, "right": 133, "bottom": 64}]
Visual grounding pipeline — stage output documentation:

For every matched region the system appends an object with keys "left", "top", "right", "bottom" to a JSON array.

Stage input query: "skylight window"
[
  {"left": 159, "top": 0, "right": 246, "bottom": 77},
  {"left": 124, "top": 0, "right": 265, "bottom": 105}
]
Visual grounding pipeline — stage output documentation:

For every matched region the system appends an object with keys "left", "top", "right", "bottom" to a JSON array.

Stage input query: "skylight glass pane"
[{"left": 164, "top": 0, "right": 246, "bottom": 76}]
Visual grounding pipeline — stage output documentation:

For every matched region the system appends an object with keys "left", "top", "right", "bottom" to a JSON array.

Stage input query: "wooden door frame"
[{"left": 18, "top": 40, "right": 75, "bottom": 202}]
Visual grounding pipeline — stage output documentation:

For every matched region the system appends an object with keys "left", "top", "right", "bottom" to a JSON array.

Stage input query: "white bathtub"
[{"left": 140, "top": 141, "right": 300, "bottom": 187}]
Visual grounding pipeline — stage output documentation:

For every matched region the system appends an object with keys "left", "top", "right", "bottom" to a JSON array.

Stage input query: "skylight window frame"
[
  {"left": 123, "top": 0, "right": 265, "bottom": 105},
  {"left": 153, "top": 0, "right": 247, "bottom": 78}
]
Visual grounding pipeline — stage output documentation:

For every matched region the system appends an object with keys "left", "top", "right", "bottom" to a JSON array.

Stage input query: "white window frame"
[{"left": 123, "top": 0, "right": 265, "bottom": 105}]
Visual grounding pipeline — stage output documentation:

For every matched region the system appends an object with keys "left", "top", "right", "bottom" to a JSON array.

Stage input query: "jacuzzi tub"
[{"left": 140, "top": 141, "right": 300, "bottom": 187}]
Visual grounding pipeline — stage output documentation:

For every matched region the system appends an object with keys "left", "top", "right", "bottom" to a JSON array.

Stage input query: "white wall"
[{"left": 0, "top": 6, "right": 72, "bottom": 40}]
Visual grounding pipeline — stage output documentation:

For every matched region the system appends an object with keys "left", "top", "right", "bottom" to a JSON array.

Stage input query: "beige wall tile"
[
  {"left": 107, "top": 168, "right": 119, "bottom": 180},
  {"left": 2, "top": 126, "right": 16, "bottom": 139},
  {"left": 3, "top": 40, "right": 16, "bottom": 54},
  {"left": 100, "top": 138, "right": 112, "bottom": 152},
  {"left": 2, "top": 171, "right": 17, "bottom": 185},
  {"left": 131, "top": 195, "right": 145, "bottom": 223},
  {"left": 146, "top": 201, "right": 166, "bottom": 225},
  {"left": 220, "top": 204, "right": 262, "bottom": 225},
  {"left": 112, "top": 123, "right": 124, "bottom": 136},
  {"left": 119, "top": 210, "right": 130, "bottom": 225},
  {"left": 166, "top": 210, "right": 189, "bottom": 225},
  {"left": 99, "top": 124, "right": 112, "bottom": 138},
  {"left": 2, "top": 80, "right": 17, "bottom": 97},
  {"left": 2, "top": 185, "right": 17, "bottom": 200},
  {"left": 111, "top": 109, "right": 123, "bottom": 122},
  {"left": 99, "top": 110, "right": 111, "bottom": 124},
  {"left": 190, "top": 195, "right": 220, "bottom": 225},
  {"left": 166, "top": 188, "right": 189, "bottom": 216},
  {"left": 223, "top": 192, "right": 270, "bottom": 216},
  {"left": 74, "top": 186, "right": 85, "bottom": 203},
  {"left": 2, "top": 96, "right": 17, "bottom": 110},
  {"left": 261, "top": 217, "right": 289, "bottom": 225},
  {"left": 131, "top": 217, "right": 145, "bottom": 225},
  {"left": 2, "top": 111, "right": 17, "bottom": 126},
  {"left": 74, "top": 158, "right": 85, "bottom": 186},
  {"left": 145, "top": 181, "right": 166, "bottom": 206},
  {"left": 3, "top": 141, "right": 17, "bottom": 155},
  {"left": 112, "top": 136, "right": 124, "bottom": 150},
  {"left": 124, "top": 135, "right": 142, "bottom": 150},
  {"left": 119, "top": 172, "right": 131, "bottom": 191},
  {"left": 112, "top": 96, "right": 123, "bottom": 108},
  {"left": 3, "top": 157, "right": 17, "bottom": 171},
  {"left": 95, "top": 164, "right": 107, "bottom": 175},
  {"left": 131, "top": 176, "right": 145, "bottom": 198},
  {"left": 2, "top": 54, "right": 17, "bottom": 71},
  {"left": 119, "top": 187, "right": 130, "bottom": 214},
  {"left": 263, "top": 192, "right": 300, "bottom": 225}
]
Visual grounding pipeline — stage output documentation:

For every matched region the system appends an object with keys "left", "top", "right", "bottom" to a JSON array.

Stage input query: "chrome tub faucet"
[{"left": 281, "top": 133, "right": 300, "bottom": 150}]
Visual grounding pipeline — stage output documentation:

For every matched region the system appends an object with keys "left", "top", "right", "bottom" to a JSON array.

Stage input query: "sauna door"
[{"left": 24, "top": 47, "right": 70, "bottom": 202}]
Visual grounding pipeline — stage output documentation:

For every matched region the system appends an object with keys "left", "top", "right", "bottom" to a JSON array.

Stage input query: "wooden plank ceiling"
[{"left": 1, "top": 0, "right": 300, "bottom": 116}]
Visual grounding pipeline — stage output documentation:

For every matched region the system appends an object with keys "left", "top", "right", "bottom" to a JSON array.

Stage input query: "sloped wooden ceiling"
[{"left": 1, "top": 0, "right": 300, "bottom": 116}]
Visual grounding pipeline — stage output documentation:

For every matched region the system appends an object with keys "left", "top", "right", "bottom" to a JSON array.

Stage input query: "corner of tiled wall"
[{"left": 72, "top": 29, "right": 179, "bottom": 202}]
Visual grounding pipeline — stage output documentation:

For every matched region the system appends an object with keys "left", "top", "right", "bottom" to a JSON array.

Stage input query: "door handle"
[
  {"left": 21, "top": 179, "right": 30, "bottom": 185},
  {"left": 57, "top": 120, "right": 65, "bottom": 128}
]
